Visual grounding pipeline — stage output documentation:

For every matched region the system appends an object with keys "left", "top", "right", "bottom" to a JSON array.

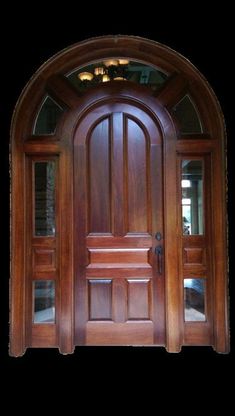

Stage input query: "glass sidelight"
[
  {"left": 181, "top": 160, "right": 203, "bottom": 235},
  {"left": 33, "top": 281, "right": 55, "bottom": 323},
  {"left": 34, "top": 161, "right": 56, "bottom": 236},
  {"left": 184, "top": 278, "right": 206, "bottom": 322}
]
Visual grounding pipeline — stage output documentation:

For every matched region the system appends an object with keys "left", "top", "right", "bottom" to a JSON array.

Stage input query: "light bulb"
[
  {"left": 94, "top": 67, "right": 105, "bottom": 76},
  {"left": 102, "top": 74, "right": 110, "bottom": 82},
  {"left": 78, "top": 72, "right": 94, "bottom": 81},
  {"left": 103, "top": 59, "right": 119, "bottom": 67},
  {"left": 113, "top": 77, "right": 127, "bottom": 81},
  {"left": 118, "top": 59, "right": 129, "bottom": 65}
]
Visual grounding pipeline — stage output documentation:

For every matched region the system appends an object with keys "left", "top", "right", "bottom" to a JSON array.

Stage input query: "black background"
[{"left": 0, "top": 7, "right": 234, "bottom": 390}]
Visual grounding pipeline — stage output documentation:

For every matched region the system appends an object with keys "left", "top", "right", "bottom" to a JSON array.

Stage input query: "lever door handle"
[{"left": 155, "top": 245, "right": 163, "bottom": 275}]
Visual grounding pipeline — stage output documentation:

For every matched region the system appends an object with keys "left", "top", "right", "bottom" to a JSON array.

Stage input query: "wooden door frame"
[{"left": 10, "top": 35, "right": 229, "bottom": 356}]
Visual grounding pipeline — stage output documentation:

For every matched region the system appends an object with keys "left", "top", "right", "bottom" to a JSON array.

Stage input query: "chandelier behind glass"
[{"left": 78, "top": 59, "right": 130, "bottom": 83}]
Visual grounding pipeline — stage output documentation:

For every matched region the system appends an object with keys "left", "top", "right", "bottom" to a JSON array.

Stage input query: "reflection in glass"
[
  {"left": 172, "top": 95, "right": 203, "bottom": 134},
  {"left": 181, "top": 160, "right": 203, "bottom": 235},
  {"left": 34, "top": 281, "right": 55, "bottom": 323},
  {"left": 184, "top": 278, "right": 205, "bottom": 321},
  {"left": 35, "top": 162, "right": 55, "bottom": 236},
  {"left": 67, "top": 60, "right": 168, "bottom": 94},
  {"left": 34, "top": 96, "right": 63, "bottom": 135}
]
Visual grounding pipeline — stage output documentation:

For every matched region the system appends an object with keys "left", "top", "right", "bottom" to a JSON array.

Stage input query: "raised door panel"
[
  {"left": 127, "top": 279, "right": 151, "bottom": 320},
  {"left": 88, "top": 279, "right": 112, "bottom": 320},
  {"left": 89, "top": 117, "right": 111, "bottom": 233},
  {"left": 126, "top": 117, "right": 149, "bottom": 233}
]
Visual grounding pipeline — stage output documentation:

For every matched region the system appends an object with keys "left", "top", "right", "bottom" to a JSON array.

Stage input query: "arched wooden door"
[
  {"left": 10, "top": 36, "right": 229, "bottom": 356},
  {"left": 73, "top": 99, "right": 164, "bottom": 345}
]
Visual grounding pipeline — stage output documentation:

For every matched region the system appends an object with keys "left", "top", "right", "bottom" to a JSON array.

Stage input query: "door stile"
[
  {"left": 164, "top": 128, "right": 182, "bottom": 352},
  {"left": 150, "top": 143, "right": 165, "bottom": 344}
]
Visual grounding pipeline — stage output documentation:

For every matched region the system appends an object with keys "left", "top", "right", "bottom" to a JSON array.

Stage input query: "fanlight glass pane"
[
  {"left": 34, "top": 96, "right": 63, "bottom": 135},
  {"left": 34, "top": 280, "right": 55, "bottom": 323},
  {"left": 184, "top": 278, "right": 206, "bottom": 322},
  {"left": 35, "top": 161, "right": 55, "bottom": 236},
  {"left": 173, "top": 95, "right": 203, "bottom": 134},
  {"left": 181, "top": 160, "right": 203, "bottom": 235},
  {"left": 66, "top": 60, "right": 168, "bottom": 93}
]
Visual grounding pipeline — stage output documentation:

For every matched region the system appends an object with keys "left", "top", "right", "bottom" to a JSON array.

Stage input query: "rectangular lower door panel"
[
  {"left": 86, "top": 322, "right": 153, "bottom": 345},
  {"left": 31, "top": 325, "right": 57, "bottom": 347},
  {"left": 88, "top": 279, "right": 112, "bottom": 320},
  {"left": 127, "top": 279, "right": 151, "bottom": 320}
]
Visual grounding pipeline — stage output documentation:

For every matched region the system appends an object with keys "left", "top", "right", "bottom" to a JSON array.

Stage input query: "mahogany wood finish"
[
  {"left": 74, "top": 101, "right": 164, "bottom": 346},
  {"left": 10, "top": 35, "right": 229, "bottom": 355},
  {"left": 178, "top": 154, "right": 214, "bottom": 346}
]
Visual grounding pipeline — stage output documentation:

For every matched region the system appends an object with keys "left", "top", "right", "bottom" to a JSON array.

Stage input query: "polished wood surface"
[
  {"left": 10, "top": 35, "right": 229, "bottom": 355},
  {"left": 89, "top": 119, "right": 111, "bottom": 233},
  {"left": 178, "top": 155, "right": 213, "bottom": 347},
  {"left": 74, "top": 101, "right": 165, "bottom": 345},
  {"left": 24, "top": 156, "right": 59, "bottom": 349}
]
